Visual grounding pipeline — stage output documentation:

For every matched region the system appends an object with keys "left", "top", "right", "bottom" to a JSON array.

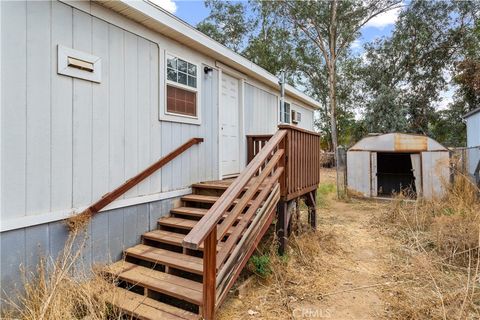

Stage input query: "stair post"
[
  {"left": 276, "top": 131, "right": 288, "bottom": 255},
  {"left": 305, "top": 191, "right": 317, "bottom": 229},
  {"left": 203, "top": 227, "right": 217, "bottom": 320},
  {"left": 276, "top": 201, "right": 288, "bottom": 255}
]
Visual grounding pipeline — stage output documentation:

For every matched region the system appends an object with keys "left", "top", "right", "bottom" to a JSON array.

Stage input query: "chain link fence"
[
  {"left": 451, "top": 146, "right": 480, "bottom": 187},
  {"left": 336, "top": 146, "right": 348, "bottom": 199}
]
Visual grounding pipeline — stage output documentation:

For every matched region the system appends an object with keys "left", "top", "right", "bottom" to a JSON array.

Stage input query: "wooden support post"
[
  {"left": 203, "top": 227, "right": 217, "bottom": 320},
  {"left": 276, "top": 201, "right": 288, "bottom": 255},
  {"left": 305, "top": 191, "right": 317, "bottom": 229}
]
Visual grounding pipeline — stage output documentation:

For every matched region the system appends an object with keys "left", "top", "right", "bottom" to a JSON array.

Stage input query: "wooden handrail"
[
  {"left": 182, "top": 130, "right": 287, "bottom": 250},
  {"left": 82, "top": 137, "right": 203, "bottom": 216},
  {"left": 248, "top": 125, "right": 321, "bottom": 201}
]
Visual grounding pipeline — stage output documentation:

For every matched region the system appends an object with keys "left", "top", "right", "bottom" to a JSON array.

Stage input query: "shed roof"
[
  {"left": 348, "top": 133, "right": 448, "bottom": 152},
  {"left": 94, "top": 0, "right": 321, "bottom": 110}
]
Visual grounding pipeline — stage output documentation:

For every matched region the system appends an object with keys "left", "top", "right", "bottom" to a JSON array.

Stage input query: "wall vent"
[{"left": 57, "top": 45, "right": 101, "bottom": 83}]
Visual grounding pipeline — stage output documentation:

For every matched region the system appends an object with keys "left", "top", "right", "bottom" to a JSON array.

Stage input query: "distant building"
[
  {"left": 464, "top": 107, "right": 480, "bottom": 185},
  {"left": 347, "top": 133, "right": 450, "bottom": 199}
]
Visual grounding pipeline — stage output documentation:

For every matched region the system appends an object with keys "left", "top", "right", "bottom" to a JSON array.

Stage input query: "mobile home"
[{"left": 0, "top": 1, "right": 320, "bottom": 318}]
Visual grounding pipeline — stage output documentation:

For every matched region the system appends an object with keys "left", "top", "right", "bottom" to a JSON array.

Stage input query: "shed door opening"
[{"left": 377, "top": 153, "right": 416, "bottom": 197}]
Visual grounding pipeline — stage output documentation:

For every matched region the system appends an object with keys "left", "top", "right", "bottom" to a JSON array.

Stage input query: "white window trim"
[
  {"left": 160, "top": 50, "right": 202, "bottom": 125},
  {"left": 280, "top": 100, "right": 291, "bottom": 124}
]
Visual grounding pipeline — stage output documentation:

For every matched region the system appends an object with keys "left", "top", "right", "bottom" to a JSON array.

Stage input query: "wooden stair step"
[
  {"left": 192, "top": 177, "right": 273, "bottom": 191},
  {"left": 125, "top": 244, "right": 203, "bottom": 275},
  {"left": 143, "top": 229, "right": 222, "bottom": 251},
  {"left": 170, "top": 207, "right": 208, "bottom": 218},
  {"left": 158, "top": 217, "right": 236, "bottom": 236},
  {"left": 158, "top": 217, "right": 197, "bottom": 229},
  {"left": 181, "top": 194, "right": 253, "bottom": 206},
  {"left": 107, "top": 261, "right": 203, "bottom": 306},
  {"left": 103, "top": 286, "right": 200, "bottom": 320},
  {"left": 192, "top": 182, "right": 254, "bottom": 191},
  {"left": 170, "top": 207, "right": 233, "bottom": 220}
]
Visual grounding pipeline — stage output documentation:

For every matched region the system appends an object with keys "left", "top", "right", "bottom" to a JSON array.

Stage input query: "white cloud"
[
  {"left": 149, "top": 0, "right": 177, "bottom": 14},
  {"left": 436, "top": 86, "right": 455, "bottom": 111},
  {"left": 351, "top": 39, "right": 362, "bottom": 49},
  {"left": 364, "top": 6, "right": 402, "bottom": 29}
]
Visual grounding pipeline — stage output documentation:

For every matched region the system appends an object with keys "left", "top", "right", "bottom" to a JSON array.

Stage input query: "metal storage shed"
[{"left": 347, "top": 133, "right": 450, "bottom": 199}]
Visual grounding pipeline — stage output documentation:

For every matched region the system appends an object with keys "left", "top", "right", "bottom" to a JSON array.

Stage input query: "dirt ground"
[{"left": 218, "top": 169, "right": 399, "bottom": 320}]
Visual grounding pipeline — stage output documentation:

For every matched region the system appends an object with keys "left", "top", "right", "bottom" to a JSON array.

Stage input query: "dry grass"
[
  {"left": 378, "top": 172, "right": 480, "bottom": 319},
  {"left": 218, "top": 209, "right": 339, "bottom": 320},
  {"left": 1, "top": 228, "right": 120, "bottom": 320},
  {"left": 66, "top": 209, "right": 93, "bottom": 232}
]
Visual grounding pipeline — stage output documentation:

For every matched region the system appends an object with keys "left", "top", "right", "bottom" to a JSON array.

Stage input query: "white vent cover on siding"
[{"left": 57, "top": 45, "right": 101, "bottom": 83}]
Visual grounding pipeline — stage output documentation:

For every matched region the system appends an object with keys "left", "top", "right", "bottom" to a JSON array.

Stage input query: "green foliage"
[
  {"left": 249, "top": 254, "right": 271, "bottom": 278},
  {"left": 197, "top": 0, "right": 480, "bottom": 148},
  {"left": 360, "top": 0, "right": 479, "bottom": 145},
  {"left": 197, "top": 0, "right": 253, "bottom": 52},
  {"left": 316, "top": 183, "right": 336, "bottom": 208}
]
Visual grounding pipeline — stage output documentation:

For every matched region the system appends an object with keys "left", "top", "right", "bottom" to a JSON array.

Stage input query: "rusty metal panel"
[
  {"left": 421, "top": 151, "right": 450, "bottom": 199},
  {"left": 394, "top": 134, "right": 427, "bottom": 151}
]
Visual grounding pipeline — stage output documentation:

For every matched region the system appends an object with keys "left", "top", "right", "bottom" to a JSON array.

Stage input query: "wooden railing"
[
  {"left": 183, "top": 125, "right": 321, "bottom": 319},
  {"left": 279, "top": 124, "right": 321, "bottom": 200},
  {"left": 79, "top": 138, "right": 203, "bottom": 218},
  {"left": 248, "top": 125, "right": 321, "bottom": 201},
  {"left": 183, "top": 129, "right": 287, "bottom": 319},
  {"left": 246, "top": 134, "right": 272, "bottom": 163}
]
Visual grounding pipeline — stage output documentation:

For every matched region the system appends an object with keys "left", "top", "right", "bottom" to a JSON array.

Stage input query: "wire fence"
[
  {"left": 336, "top": 147, "right": 348, "bottom": 199},
  {"left": 451, "top": 146, "right": 480, "bottom": 186}
]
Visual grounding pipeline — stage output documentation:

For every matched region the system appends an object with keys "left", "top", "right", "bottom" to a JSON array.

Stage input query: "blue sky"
[
  {"left": 152, "top": 0, "right": 402, "bottom": 53},
  {"left": 149, "top": 0, "right": 453, "bottom": 109}
]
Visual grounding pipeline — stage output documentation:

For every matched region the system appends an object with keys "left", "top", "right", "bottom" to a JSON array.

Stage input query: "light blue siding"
[
  {"left": 1, "top": 1, "right": 219, "bottom": 223},
  {"left": 466, "top": 112, "right": 480, "bottom": 177},
  {"left": 0, "top": 197, "right": 177, "bottom": 303},
  {"left": 244, "top": 83, "right": 278, "bottom": 135}
]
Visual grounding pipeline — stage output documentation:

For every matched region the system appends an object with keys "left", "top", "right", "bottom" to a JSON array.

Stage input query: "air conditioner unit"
[{"left": 292, "top": 110, "right": 301, "bottom": 124}]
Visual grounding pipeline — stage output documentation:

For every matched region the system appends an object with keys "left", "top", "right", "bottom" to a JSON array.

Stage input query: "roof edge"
[
  {"left": 463, "top": 107, "right": 480, "bottom": 119},
  {"left": 96, "top": 0, "right": 321, "bottom": 109}
]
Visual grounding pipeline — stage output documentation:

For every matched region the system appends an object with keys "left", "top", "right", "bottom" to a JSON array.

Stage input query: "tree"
[
  {"left": 197, "top": 0, "right": 253, "bottom": 52},
  {"left": 274, "top": 0, "right": 402, "bottom": 153},
  {"left": 360, "top": 0, "right": 479, "bottom": 142}
]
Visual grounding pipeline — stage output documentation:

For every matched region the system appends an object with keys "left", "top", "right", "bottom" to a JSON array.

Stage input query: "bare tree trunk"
[
  {"left": 328, "top": 0, "right": 339, "bottom": 156},
  {"left": 328, "top": 63, "right": 338, "bottom": 154}
]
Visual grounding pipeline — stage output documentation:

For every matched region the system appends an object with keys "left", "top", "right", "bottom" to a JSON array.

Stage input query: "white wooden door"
[
  {"left": 410, "top": 153, "right": 422, "bottom": 197},
  {"left": 221, "top": 73, "right": 240, "bottom": 177}
]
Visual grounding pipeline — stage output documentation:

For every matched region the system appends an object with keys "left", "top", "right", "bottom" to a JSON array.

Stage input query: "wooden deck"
[{"left": 98, "top": 125, "right": 321, "bottom": 320}]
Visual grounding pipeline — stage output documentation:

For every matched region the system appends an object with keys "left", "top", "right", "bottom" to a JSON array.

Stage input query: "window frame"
[
  {"left": 280, "top": 100, "right": 291, "bottom": 124},
  {"left": 161, "top": 51, "right": 202, "bottom": 125}
]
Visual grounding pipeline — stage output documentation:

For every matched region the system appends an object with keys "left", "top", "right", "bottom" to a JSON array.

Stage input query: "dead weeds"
[
  {"left": 218, "top": 211, "right": 340, "bottom": 320},
  {"left": 1, "top": 229, "right": 120, "bottom": 320},
  {"left": 378, "top": 172, "right": 480, "bottom": 319}
]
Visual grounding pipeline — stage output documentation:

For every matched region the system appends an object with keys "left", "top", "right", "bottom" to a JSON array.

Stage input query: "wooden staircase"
[
  {"left": 76, "top": 125, "right": 321, "bottom": 319},
  {"left": 103, "top": 180, "right": 274, "bottom": 320}
]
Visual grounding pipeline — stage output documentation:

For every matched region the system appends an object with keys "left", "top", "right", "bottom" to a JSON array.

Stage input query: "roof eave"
[
  {"left": 463, "top": 107, "right": 480, "bottom": 119},
  {"left": 94, "top": 0, "right": 321, "bottom": 109}
]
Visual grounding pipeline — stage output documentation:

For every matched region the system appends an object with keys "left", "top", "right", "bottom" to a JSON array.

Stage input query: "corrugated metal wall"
[
  {"left": 421, "top": 152, "right": 450, "bottom": 199},
  {"left": 1, "top": 1, "right": 219, "bottom": 222},
  {"left": 346, "top": 151, "right": 371, "bottom": 196}
]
